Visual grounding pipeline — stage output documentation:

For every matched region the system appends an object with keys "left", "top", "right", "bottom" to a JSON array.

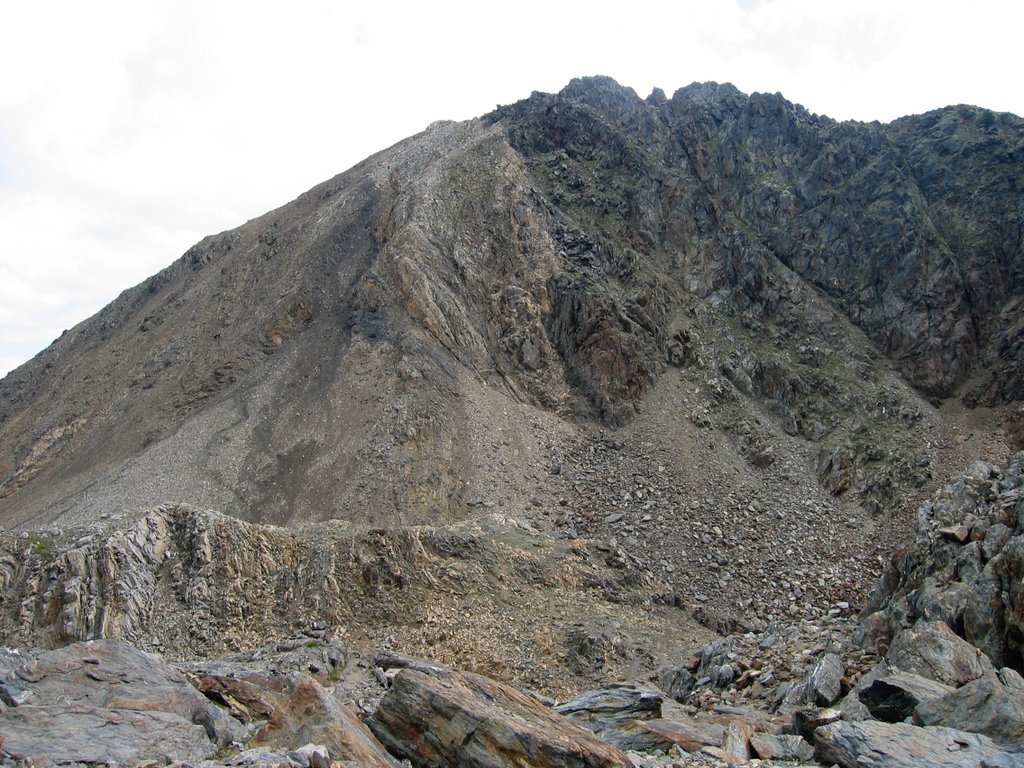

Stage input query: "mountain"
[
  {"left": 1, "top": 74, "right": 1023, "bottom": 768},
  {"left": 0, "top": 75, "right": 1020, "bottom": 641},
  {"left": 2, "top": 77, "right": 1021, "bottom": 534}
]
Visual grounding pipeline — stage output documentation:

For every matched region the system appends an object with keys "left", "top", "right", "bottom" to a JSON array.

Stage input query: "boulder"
[
  {"left": 368, "top": 666, "right": 632, "bottom": 768},
  {"left": 719, "top": 718, "right": 755, "bottom": 762},
  {"left": 0, "top": 639, "right": 242, "bottom": 744},
  {"left": 749, "top": 732, "right": 815, "bottom": 762},
  {"left": 555, "top": 685, "right": 663, "bottom": 748},
  {"left": 0, "top": 639, "right": 243, "bottom": 765},
  {"left": 803, "top": 652, "right": 845, "bottom": 706},
  {"left": 658, "top": 665, "right": 695, "bottom": 701},
  {"left": 914, "top": 676, "right": 1024, "bottom": 748},
  {"left": 192, "top": 669, "right": 398, "bottom": 767},
  {"left": 814, "top": 720, "right": 1016, "bottom": 768},
  {"left": 791, "top": 707, "right": 841, "bottom": 742},
  {"left": 884, "top": 621, "right": 995, "bottom": 687},
  {"left": 609, "top": 717, "right": 724, "bottom": 754},
  {"left": 249, "top": 674, "right": 400, "bottom": 767},
  {"left": 0, "top": 705, "right": 216, "bottom": 765}
]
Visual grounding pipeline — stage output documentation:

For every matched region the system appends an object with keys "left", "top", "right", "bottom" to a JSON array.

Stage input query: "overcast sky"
[{"left": 1, "top": 0, "right": 1021, "bottom": 378}]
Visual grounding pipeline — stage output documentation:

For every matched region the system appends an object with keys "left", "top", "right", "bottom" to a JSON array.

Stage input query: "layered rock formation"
[
  {"left": 859, "top": 454, "right": 1024, "bottom": 670},
  {"left": 0, "top": 503, "right": 708, "bottom": 696},
  {"left": 4, "top": 458, "right": 1024, "bottom": 766}
]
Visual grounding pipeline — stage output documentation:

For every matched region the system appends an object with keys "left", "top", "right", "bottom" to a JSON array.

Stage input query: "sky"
[{"left": 1, "top": 0, "right": 1022, "bottom": 378}]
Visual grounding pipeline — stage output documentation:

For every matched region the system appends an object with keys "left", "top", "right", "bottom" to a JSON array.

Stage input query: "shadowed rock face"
[
  {"left": 859, "top": 456, "right": 1024, "bottom": 672},
  {"left": 0, "top": 76, "right": 1021, "bottom": 532}
]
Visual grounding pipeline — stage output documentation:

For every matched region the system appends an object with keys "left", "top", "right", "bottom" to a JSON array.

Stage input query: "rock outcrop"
[
  {"left": 0, "top": 504, "right": 707, "bottom": 696},
  {"left": 0, "top": 640, "right": 242, "bottom": 765},
  {"left": 859, "top": 454, "right": 1024, "bottom": 670}
]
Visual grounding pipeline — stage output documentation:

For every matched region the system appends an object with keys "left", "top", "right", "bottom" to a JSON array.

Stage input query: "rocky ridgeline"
[{"left": 4, "top": 457, "right": 1024, "bottom": 767}]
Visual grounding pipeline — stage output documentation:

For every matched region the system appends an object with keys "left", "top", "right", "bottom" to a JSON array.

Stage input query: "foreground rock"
[
  {"left": 881, "top": 621, "right": 995, "bottom": 688},
  {"left": 554, "top": 685, "right": 664, "bottom": 750},
  {"left": 368, "top": 662, "right": 631, "bottom": 768},
  {"left": 814, "top": 720, "right": 1019, "bottom": 768},
  {"left": 0, "top": 640, "right": 242, "bottom": 765},
  {"left": 0, "top": 638, "right": 407, "bottom": 768},
  {"left": 0, "top": 706, "right": 216, "bottom": 765},
  {"left": 915, "top": 677, "right": 1024, "bottom": 749},
  {"left": 857, "top": 672, "right": 954, "bottom": 722}
]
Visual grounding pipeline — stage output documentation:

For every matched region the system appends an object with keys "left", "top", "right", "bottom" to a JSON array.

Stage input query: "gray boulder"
[
  {"left": 814, "top": 720, "right": 1018, "bottom": 768},
  {"left": 914, "top": 676, "right": 1024, "bottom": 749},
  {"left": 804, "top": 652, "right": 845, "bottom": 706},
  {"left": 554, "top": 685, "right": 663, "bottom": 750},
  {"left": 884, "top": 621, "right": 995, "bottom": 687},
  {"left": 749, "top": 732, "right": 815, "bottom": 762}
]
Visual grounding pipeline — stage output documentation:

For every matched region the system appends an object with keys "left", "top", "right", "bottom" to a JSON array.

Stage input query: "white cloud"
[{"left": 0, "top": 0, "right": 1021, "bottom": 377}]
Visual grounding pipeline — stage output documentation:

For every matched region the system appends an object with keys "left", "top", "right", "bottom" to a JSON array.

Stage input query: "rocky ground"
[
  {"left": 4, "top": 446, "right": 1024, "bottom": 768},
  {"left": 533, "top": 370, "right": 1011, "bottom": 632}
]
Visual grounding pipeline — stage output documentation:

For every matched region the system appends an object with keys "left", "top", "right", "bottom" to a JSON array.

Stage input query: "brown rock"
[
  {"left": 369, "top": 666, "right": 632, "bottom": 768},
  {"left": 938, "top": 525, "right": 971, "bottom": 543},
  {"left": 243, "top": 674, "right": 399, "bottom": 768},
  {"left": 191, "top": 673, "right": 282, "bottom": 723},
  {"left": 720, "top": 718, "right": 755, "bottom": 761}
]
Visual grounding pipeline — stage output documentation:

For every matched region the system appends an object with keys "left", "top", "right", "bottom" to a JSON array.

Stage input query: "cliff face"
[
  {"left": 493, "top": 77, "right": 1024, "bottom": 402},
  {"left": 0, "top": 77, "right": 1021, "bottom": 533}
]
